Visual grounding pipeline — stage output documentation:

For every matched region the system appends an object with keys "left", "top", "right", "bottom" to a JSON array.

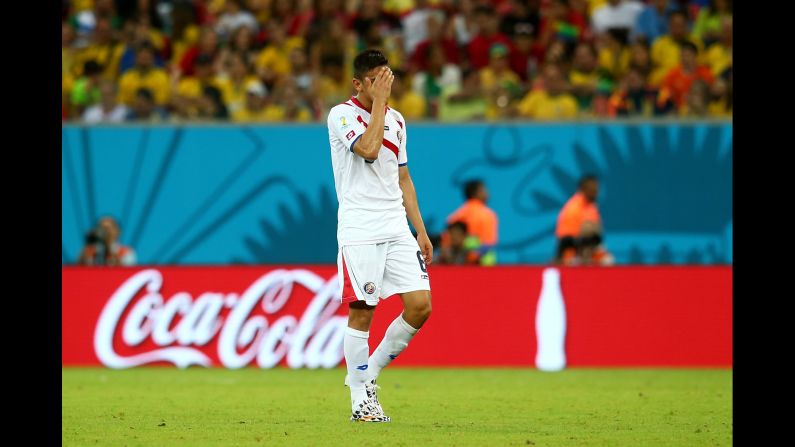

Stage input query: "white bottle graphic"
[{"left": 535, "top": 268, "right": 567, "bottom": 372}]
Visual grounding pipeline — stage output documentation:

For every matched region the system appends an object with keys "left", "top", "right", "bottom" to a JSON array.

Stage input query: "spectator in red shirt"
[
  {"left": 467, "top": 5, "right": 513, "bottom": 70},
  {"left": 411, "top": 13, "right": 461, "bottom": 72},
  {"left": 658, "top": 40, "right": 714, "bottom": 112},
  {"left": 537, "top": 0, "right": 586, "bottom": 52},
  {"left": 179, "top": 27, "right": 220, "bottom": 77},
  {"left": 510, "top": 27, "right": 544, "bottom": 81}
]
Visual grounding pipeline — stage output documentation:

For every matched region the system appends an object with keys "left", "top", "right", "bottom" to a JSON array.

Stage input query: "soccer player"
[{"left": 327, "top": 49, "right": 433, "bottom": 423}]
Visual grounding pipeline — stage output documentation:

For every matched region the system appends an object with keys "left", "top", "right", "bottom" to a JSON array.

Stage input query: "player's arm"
[
  {"left": 399, "top": 165, "right": 433, "bottom": 265},
  {"left": 351, "top": 67, "right": 394, "bottom": 161}
]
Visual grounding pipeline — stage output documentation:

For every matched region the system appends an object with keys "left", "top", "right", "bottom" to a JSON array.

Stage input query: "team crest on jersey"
[
  {"left": 363, "top": 282, "right": 376, "bottom": 294},
  {"left": 346, "top": 130, "right": 355, "bottom": 140}
]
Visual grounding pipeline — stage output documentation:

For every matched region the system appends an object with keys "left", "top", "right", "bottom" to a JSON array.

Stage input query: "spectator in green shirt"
[{"left": 70, "top": 60, "right": 103, "bottom": 116}]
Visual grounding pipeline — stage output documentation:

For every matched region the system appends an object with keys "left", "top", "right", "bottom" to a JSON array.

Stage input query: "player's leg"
[
  {"left": 338, "top": 244, "right": 390, "bottom": 421},
  {"left": 367, "top": 237, "right": 432, "bottom": 381},
  {"left": 345, "top": 301, "right": 375, "bottom": 405},
  {"left": 367, "top": 290, "right": 431, "bottom": 380}
]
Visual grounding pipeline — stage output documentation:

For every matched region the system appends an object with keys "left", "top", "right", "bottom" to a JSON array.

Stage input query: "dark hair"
[
  {"left": 464, "top": 180, "right": 484, "bottom": 200},
  {"left": 353, "top": 49, "right": 389, "bottom": 80},
  {"left": 448, "top": 221, "right": 468, "bottom": 233},
  {"left": 709, "top": 0, "right": 732, "bottom": 14},
  {"left": 679, "top": 40, "right": 698, "bottom": 54},
  {"left": 669, "top": 10, "right": 688, "bottom": 21},
  {"left": 474, "top": 4, "right": 496, "bottom": 16},
  {"left": 83, "top": 60, "right": 103, "bottom": 76},
  {"left": 606, "top": 27, "right": 629, "bottom": 46},
  {"left": 578, "top": 174, "right": 598, "bottom": 189},
  {"left": 632, "top": 36, "right": 650, "bottom": 49},
  {"left": 196, "top": 53, "right": 214, "bottom": 66},
  {"left": 135, "top": 87, "right": 154, "bottom": 101},
  {"left": 136, "top": 41, "right": 156, "bottom": 54},
  {"left": 202, "top": 85, "right": 229, "bottom": 119}
]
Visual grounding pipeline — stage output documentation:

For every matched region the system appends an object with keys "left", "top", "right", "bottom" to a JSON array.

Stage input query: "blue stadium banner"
[{"left": 62, "top": 122, "right": 732, "bottom": 265}]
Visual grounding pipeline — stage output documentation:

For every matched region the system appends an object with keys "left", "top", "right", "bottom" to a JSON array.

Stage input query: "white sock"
[
  {"left": 344, "top": 327, "right": 370, "bottom": 407},
  {"left": 367, "top": 314, "right": 419, "bottom": 381}
]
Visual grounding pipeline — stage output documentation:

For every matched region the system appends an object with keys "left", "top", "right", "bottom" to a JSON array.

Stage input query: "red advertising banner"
[{"left": 62, "top": 266, "right": 732, "bottom": 368}]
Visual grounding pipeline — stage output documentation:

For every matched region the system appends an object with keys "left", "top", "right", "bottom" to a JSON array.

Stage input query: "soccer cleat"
[
  {"left": 350, "top": 398, "right": 390, "bottom": 423},
  {"left": 345, "top": 376, "right": 385, "bottom": 416},
  {"left": 364, "top": 379, "right": 385, "bottom": 416}
]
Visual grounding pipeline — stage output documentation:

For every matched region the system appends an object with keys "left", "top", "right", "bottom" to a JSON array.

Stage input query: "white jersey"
[{"left": 327, "top": 96, "right": 411, "bottom": 245}]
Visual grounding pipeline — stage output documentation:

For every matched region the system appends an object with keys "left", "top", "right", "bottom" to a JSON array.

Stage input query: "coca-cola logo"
[{"left": 93, "top": 269, "right": 347, "bottom": 369}]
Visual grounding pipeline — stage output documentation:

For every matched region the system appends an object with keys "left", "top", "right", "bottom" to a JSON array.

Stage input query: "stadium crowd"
[{"left": 62, "top": 0, "right": 732, "bottom": 123}]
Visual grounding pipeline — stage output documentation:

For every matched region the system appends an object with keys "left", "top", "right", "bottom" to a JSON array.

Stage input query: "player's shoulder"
[
  {"left": 388, "top": 107, "right": 407, "bottom": 127},
  {"left": 328, "top": 101, "right": 355, "bottom": 120}
]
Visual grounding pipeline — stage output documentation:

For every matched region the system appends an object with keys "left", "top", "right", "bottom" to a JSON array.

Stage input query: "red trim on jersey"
[
  {"left": 382, "top": 138, "right": 400, "bottom": 159},
  {"left": 341, "top": 253, "right": 358, "bottom": 303},
  {"left": 350, "top": 96, "right": 370, "bottom": 112},
  {"left": 350, "top": 96, "right": 389, "bottom": 113},
  {"left": 396, "top": 119, "right": 403, "bottom": 129},
  {"left": 356, "top": 115, "right": 368, "bottom": 128}
]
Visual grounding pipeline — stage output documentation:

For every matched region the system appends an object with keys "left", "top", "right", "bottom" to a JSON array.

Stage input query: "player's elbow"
[
  {"left": 352, "top": 140, "right": 377, "bottom": 161},
  {"left": 362, "top": 143, "right": 380, "bottom": 161}
]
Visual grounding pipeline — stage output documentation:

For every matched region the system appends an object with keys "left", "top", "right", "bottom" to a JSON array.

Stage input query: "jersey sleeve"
[
  {"left": 397, "top": 113, "right": 408, "bottom": 166},
  {"left": 328, "top": 106, "right": 368, "bottom": 153}
]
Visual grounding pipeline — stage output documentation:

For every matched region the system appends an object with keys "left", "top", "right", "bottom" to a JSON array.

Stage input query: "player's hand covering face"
[{"left": 363, "top": 66, "right": 394, "bottom": 103}]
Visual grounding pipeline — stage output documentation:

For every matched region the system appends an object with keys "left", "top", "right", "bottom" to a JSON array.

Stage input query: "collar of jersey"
[{"left": 350, "top": 96, "right": 388, "bottom": 114}]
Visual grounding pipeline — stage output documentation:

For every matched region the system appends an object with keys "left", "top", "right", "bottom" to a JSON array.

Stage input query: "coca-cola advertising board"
[{"left": 62, "top": 266, "right": 732, "bottom": 368}]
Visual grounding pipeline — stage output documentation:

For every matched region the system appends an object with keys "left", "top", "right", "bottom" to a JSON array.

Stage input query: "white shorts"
[{"left": 338, "top": 236, "right": 431, "bottom": 306}]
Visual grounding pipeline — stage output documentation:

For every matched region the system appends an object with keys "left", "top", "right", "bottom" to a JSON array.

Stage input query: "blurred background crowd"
[{"left": 62, "top": 0, "right": 732, "bottom": 123}]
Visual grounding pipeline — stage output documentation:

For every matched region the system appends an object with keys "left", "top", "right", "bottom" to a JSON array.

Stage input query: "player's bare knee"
[
  {"left": 348, "top": 302, "right": 375, "bottom": 331},
  {"left": 407, "top": 298, "right": 431, "bottom": 324}
]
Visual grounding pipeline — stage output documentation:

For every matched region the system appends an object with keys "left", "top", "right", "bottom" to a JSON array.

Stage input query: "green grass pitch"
[{"left": 62, "top": 367, "right": 731, "bottom": 446}]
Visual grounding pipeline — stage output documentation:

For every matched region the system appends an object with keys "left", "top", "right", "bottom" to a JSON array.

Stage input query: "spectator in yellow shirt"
[
  {"left": 63, "top": 23, "right": 79, "bottom": 112},
  {"left": 125, "top": 88, "right": 168, "bottom": 122},
  {"left": 169, "top": 1, "right": 200, "bottom": 66},
  {"left": 260, "top": 80, "right": 314, "bottom": 122},
  {"left": 693, "top": 0, "right": 731, "bottom": 47},
  {"left": 597, "top": 28, "right": 630, "bottom": 79},
  {"left": 219, "top": 52, "right": 260, "bottom": 116},
  {"left": 173, "top": 54, "right": 232, "bottom": 119},
  {"left": 117, "top": 43, "right": 171, "bottom": 106},
  {"left": 77, "top": 18, "right": 124, "bottom": 80},
  {"left": 707, "top": 71, "right": 732, "bottom": 117},
  {"left": 231, "top": 81, "right": 271, "bottom": 122},
  {"left": 390, "top": 70, "right": 427, "bottom": 120},
  {"left": 219, "top": 25, "right": 259, "bottom": 70},
  {"left": 705, "top": 17, "right": 732, "bottom": 77},
  {"left": 680, "top": 79, "right": 710, "bottom": 117},
  {"left": 438, "top": 69, "right": 488, "bottom": 122},
  {"left": 255, "top": 21, "right": 305, "bottom": 88},
  {"left": 480, "top": 43, "right": 522, "bottom": 119},
  {"left": 69, "top": 60, "right": 104, "bottom": 117},
  {"left": 570, "top": 43, "right": 602, "bottom": 113},
  {"left": 316, "top": 60, "right": 351, "bottom": 112},
  {"left": 649, "top": 11, "right": 704, "bottom": 86},
  {"left": 517, "top": 64, "right": 578, "bottom": 120}
]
